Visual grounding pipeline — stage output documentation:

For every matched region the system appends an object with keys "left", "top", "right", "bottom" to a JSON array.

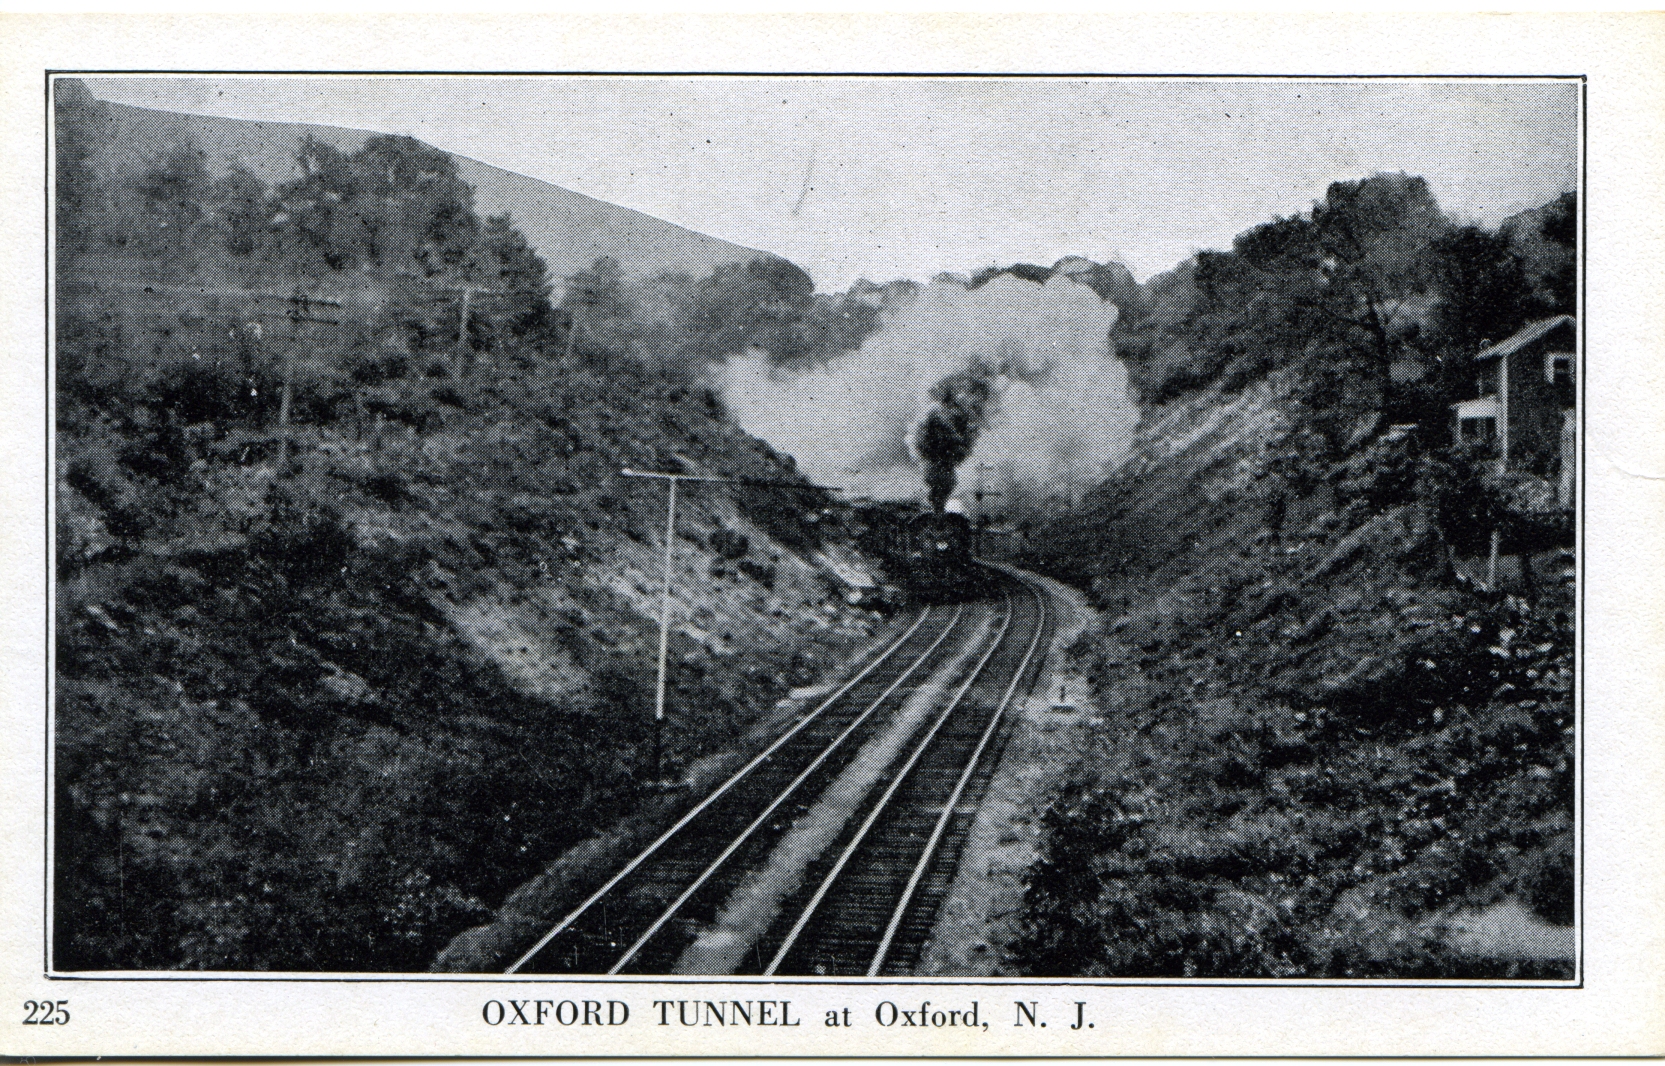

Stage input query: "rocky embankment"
[{"left": 1014, "top": 373, "right": 1574, "bottom": 978}]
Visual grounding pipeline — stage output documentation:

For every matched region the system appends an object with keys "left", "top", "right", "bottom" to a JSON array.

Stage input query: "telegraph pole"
[
  {"left": 619, "top": 466, "right": 837, "bottom": 784},
  {"left": 564, "top": 303, "right": 582, "bottom": 363},
  {"left": 277, "top": 281, "right": 305, "bottom": 470},
  {"left": 455, "top": 283, "right": 474, "bottom": 376},
  {"left": 973, "top": 462, "right": 1005, "bottom": 555},
  {"left": 973, "top": 463, "right": 1002, "bottom": 519}
]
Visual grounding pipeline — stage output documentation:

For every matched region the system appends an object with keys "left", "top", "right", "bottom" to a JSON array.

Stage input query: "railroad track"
[{"left": 507, "top": 566, "right": 1051, "bottom": 976}]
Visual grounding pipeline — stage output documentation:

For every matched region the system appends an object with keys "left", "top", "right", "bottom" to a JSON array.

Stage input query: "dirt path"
[
  {"left": 914, "top": 570, "right": 1098, "bottom": 976},
  {"left": 673, "top": 609, "right": 998, "bottom": 975}
]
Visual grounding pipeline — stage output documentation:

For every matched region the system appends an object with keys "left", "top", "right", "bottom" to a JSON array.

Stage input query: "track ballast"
[{"left": 506, "top": 565, "right": 1051, "bottom": 976}]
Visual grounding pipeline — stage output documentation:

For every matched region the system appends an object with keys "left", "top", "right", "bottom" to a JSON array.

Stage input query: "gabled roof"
[{"left": 1474, "top": 315, "right": 1576, "bottom": 361}]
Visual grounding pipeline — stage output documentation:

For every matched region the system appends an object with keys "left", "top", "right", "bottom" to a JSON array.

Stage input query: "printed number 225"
[{"left": 23, "top": 1000, "right": 70, "bottom": 1025}]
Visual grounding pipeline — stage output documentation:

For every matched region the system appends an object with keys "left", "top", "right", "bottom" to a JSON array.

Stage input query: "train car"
[{"left": 903, "top": 507, "right": 977, "bottom": 602}]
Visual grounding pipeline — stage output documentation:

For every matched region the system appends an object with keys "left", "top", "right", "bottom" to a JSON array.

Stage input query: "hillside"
[
  {"left": 76, "top": 79, "right": 774, "bottom": 287},
  {"left": 1012, "top": 258, "right": 1571, "bottom": 972},
  {"left": 53, "top": 84, "right": 890, "bottom": 971}
]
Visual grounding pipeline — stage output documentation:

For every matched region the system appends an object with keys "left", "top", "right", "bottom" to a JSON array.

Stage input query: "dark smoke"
[{"left": 913, "top": 359, "right": 996, "bottom": 510}]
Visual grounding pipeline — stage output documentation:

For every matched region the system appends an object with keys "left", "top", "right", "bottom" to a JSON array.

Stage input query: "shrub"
[
  {"left": 710, "top": 526, "right": 749, "bottom": 560},
  {"left": 250, "top": 492, "right": 356, "bottom": 588},
  {"left": 738, "top": 558, "right": 776, "bottom": 588},
  {"left": 1417, "top": 443, "right": 1510, "bottom": 555},
  {"left": 149, "top": 355, "right": 247, "bottom": 425}
]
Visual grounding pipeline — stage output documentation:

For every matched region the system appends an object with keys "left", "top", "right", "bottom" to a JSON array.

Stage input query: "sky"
[{"left": 88, "top": 76, "right": 1579, "bottom": 292}]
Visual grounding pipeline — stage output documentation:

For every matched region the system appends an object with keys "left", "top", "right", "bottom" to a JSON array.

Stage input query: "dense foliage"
[
  {"left": 1021, "top": 461, "right": 1573, "bottom": 976},
  {"left": 563, "top": 253, "right": 885, "bottom": 373},
  {"left": 52, "top": 88, "right": 874, "bottom": 971},
  {"left": 1102, "top": 174, "right": 1575, "bottom": 410}
]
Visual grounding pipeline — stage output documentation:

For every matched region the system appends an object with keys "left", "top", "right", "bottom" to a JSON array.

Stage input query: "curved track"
[{"left": 507, "top": 566, "right": 1051, "bottom": 976}]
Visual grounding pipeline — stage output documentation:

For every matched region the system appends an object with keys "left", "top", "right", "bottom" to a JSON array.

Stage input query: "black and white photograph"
[
  {"left": 8, "top": 15, "right": 1663, "bottom": 1057},
  {"left": 48, "top": 71, "right": 1581, "bottom": 981}
]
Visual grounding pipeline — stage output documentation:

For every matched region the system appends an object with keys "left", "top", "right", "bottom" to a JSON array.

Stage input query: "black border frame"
[{"left": 41, "top": 70, "right": 1587, "bottom": 993}]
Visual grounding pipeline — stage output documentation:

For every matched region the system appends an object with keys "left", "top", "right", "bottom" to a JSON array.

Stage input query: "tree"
[
  {"left": 461, "top": 214, "right": 554, "bottom": 342},
  {"left": 1424, "top": 224, "right": 1534, "bottom": 354},
  {"left": 1233, "top": 213, "right": 1321, "bottom": 275},
  {"left": 1230, "top": 174, "right": 1448, "bottom": 403},
  {"left": 561, "top": 257, "right": 635, "bottom": 358},
  {"left": 780, "top": 290, "right": 881, "bottom": 368},
  {"left": 54, "top": 79, "right": 116, "bottom": 258},
  {"left": 269, "top": 133, "right": 480, "bottom": 280},
  {"left": 1535, "top": 191, "right": 1576, "bottom": 314},
  {"left": 353, "top": 135, "right": 478, "bottom": 277},
  {"left": 1540, "top": 191, "right": 1576, "bottom": 247},
  {"left": 1309, "top": 173, "right": 1447, "bottom": 387},
  {"left": 679, "top": 257, "right": 816, "bottom": 360},
  {"left": 1191, "top": 250, "right": 1258, "bottom": 311},
  {"left": 271, "top": 136, "right": 363, "bottom": 273},
  {"left": 212, "top": 164, "right": 270, "bottom": 258},
  {"left": 132, "top": 143, "right": 215, "bottom": 268}
]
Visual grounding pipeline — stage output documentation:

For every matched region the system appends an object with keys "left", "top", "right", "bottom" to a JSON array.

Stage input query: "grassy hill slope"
[
  {"left": 82, "top": 82, "right": 774, "bottom": 286},
  {"left": 53, "top": 84, "right": 887, "bottom": 972}
]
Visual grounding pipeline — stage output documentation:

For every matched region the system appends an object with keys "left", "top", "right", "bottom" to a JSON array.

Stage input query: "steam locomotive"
[
  {"left": 903, "top": 507, "right": 978, "bottom": 601},
  {"left": 850, "top": 499, "right": 980, "bottom": 602}
]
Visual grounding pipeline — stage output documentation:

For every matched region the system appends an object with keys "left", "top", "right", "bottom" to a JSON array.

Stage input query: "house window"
[
  {"left": 1477, "top": 364, "right": 1500, "bottom": 397},
  {"left": 1546, "top": 353, "right": 1573, "bottom": 387},
  {"left": 1459, "top": 416, "right": 1497, "bottom": 445}
]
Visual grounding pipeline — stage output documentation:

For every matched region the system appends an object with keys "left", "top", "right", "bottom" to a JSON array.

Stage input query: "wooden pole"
[
  {"left": 564, "top": 303, "right": 581, "bottom": 363},
  {"left": 456, "top": 284, "right": 473, "bottom": 377},
  {"left": 973, "top": 462, "right": 1003, "bottom": 555},
  {"left": 277, "top": 285, "right": 303, "bottom": 472},
  {"left": 652, "top": 475, "right": 677, "bottom": 783},
  {"left": 621, "top": 467, "right": 838, "bottom": 786},
  {"left": 1487, "top": 528, "right": 1502, "bottom": 588}
]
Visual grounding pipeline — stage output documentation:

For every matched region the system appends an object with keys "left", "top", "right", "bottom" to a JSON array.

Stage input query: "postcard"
[{"left": 2, "top": 13, "right": 1661, "bottom": 1059}]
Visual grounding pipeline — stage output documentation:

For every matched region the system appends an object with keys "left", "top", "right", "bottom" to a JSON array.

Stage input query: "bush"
[
  {"left": 738, "top": 558, "right": 776, "bottom": 588},
  {"left": 1332, "top": 431, "right": 1420, "bottom": 511},
  {"left": 149, "top": 356, "right": 247, "bottom": 425},
  {"left": 250, "top": 493, "right": 356, "bottom": 588},
  {"left": 1418, "top": 443, "right": 1510, "bottom": 555},
  {"left": 710, "top": 526, "right": 749, "bottom": 560},
  {"left": 349, "top": 350, "right": 410, "bottom": 385},
  {"left": 360, "top": 471, "right": 409, "bottom": 506}
]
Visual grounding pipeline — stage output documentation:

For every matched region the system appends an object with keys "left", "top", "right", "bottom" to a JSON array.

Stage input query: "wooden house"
[{"left": 1451, "top": 315, "right": 1576, "bottom": 500}]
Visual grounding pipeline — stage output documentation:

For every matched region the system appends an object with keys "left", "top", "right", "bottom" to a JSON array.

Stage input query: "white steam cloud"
[{"left": 715, "top": 273, "right": 1139, "bottom": 508}]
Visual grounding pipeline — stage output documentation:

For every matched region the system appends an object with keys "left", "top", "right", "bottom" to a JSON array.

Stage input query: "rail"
[
  {"left": 761, "top": 589, "right": 1017, "bottom": 975},
  {"left": 505, "top": 565, "right": 1052, "bottom": 977},
  {"left": 867, "top": 570, "right": 1050, "bottom": 974},
  {"left": 505, "top": 603, "right": 940, "bottom": 974},
  {"left": 602, "top": 603, "right": 968, "bottom": 975}
]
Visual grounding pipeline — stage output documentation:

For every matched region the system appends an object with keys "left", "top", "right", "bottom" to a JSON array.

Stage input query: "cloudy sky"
[{"left": 89, "top": 76, "right": 1579, "bottom": 292}]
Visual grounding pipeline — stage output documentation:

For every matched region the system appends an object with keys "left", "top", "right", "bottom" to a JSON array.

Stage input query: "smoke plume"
[
  {"left": 714, "top": 272, "right": 1138, "bottom": 511},
  {"left": 913, "top": 359, "right": 996, "bottom": 510}
]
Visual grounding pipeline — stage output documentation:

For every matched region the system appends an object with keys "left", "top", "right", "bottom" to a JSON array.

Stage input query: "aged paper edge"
[{"left": 2, "top": 13, "right": 1662, "bottom": 1058}]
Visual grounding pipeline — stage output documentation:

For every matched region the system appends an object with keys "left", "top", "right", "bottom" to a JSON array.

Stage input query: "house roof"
[{"left": 1474, "top": 315, "right": 1576, "bottom": 361}]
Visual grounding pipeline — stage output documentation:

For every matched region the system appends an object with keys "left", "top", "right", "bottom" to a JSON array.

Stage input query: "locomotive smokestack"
[{"left": 912, "top": 360, "right": 995, "bottom": 511}]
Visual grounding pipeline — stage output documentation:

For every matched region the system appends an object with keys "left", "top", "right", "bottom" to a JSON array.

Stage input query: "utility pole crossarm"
[{"left": 620, "top": 468, "right": 840, "bottom": 492}]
